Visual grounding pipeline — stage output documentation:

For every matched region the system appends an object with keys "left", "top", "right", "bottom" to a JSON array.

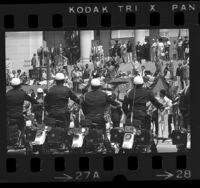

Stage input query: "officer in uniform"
[
  {"left": 122, "top": 76, "right": 164, "bottom": 153},
  {"left": 7, "top": 78, "right": 39, "bottom": 129},
  {"left": 6, "top": 78, "right": 39, "bottom": 146},
  {"left": 81, "top": 78, "right": 120, "bottom": 153},
  {"left": 122, "top": 76, "right": 164, "bottom": 127},
  {"left": 45, "top": 73, "right": 80, "bottom": 127}
]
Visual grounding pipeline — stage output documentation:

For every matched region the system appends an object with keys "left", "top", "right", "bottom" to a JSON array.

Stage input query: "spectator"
[
  {"left": 182, "top": 36, "right": 189, "bottom": 53},
  {"left": 136, "top": 41, "right": 142, "bottom": 64},
  {"left": 176, "top": 62, "right": 183, "bottom": 90},
  {"left": 177, "top": 37, "right": 184, "bottom": 60},
  {"left": 20, "top": 72, "right": 28, "bottom": 85},
  {"left": 158, "top": 89, "right": 172, "bottom": 140},
  {"left": 163, "top": 63, "right": 171, "bottom": 83},
  {"left": 143, "top": 40, "right": 150, "bottom": 62},
  {"left": 141, "top": 65, "right": 146, "bottom": 77},
  {"left": 126, "top": 40, "right": 133, "bottom": 63},
  {"left": 10, "top": 70, "right": 16, "bottom": 79},
  {"left": 107, "top": 62, "right": 116, "bottom": 79},
  {"left": 121, "top": 42, "right": 127, "bottom": 63},
  {"left": 114, "top": 52, "right": 121, "bottom": 73},
  {"left": 151, "top": 38, "right": 158, "bottom": 62},
  {"left": 157, "top": 38, "right": 165, "bottom": 61},
  {"left": 31, "top": 53, "right": 37, "bottom": 71},
  {"left": 165, "top": 38, "right": 171, "bottom": 61},
  {"left": 184, "top": 44, "right": 189, "bottom": 60},
  {"left": 94, "top": 57, "right": 102, "bottom": 69},
  {"left": 172, "top": 41, "right": 177, "bottom": 60},
  {"left": 29, "top": 89, "right": 36, "bottom": 99},
  {"left": 63, "top": 56, "right": 69, "bottom": 76},
  {"left": 16, "top": 69, "right": 22, "bottom": 78},
  {"left": 114, "top": 40, "right": 121, "bottom": 58},
  {"left": 82, "top": 64, "right": 91, "bottom": 80},
  {"left": 71, "top": 65, "right": 82, "bottom": 93},
  {"left": 42, "top": 70, "right": 47, "bottom": 81},
  {"left": 182, "top": 60, "right": 190, "bottom": 88}
]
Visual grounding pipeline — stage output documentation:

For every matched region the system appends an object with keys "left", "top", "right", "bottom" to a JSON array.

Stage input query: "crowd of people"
[{"left": 6, "top": 35, "right": 190, "bottom": 152}]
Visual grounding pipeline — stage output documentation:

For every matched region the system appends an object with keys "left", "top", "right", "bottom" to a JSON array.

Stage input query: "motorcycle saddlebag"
[
  {"left": 24, "top": 127, "right": 37, "bottom": 142},
  {"left": 84, "top": 129, "right": 102, "bottom": 146},
  {"left": 110, "top": 127, "right": 124, "bottom": 143},
  {"left": 7, "top": 125, "right": 19, "bottom": 146},
  {"left": 47, "top": 127, "right": 67, "bottom": 144},
  {"left": 134, "top": 129, "right": 152, "bottom": 146},
  {"left": 172, "top": 129, "right": 187, "bottom": 145}
]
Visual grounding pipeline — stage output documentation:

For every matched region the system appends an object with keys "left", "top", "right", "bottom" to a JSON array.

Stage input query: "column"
[
  {"left": 80, "top": 30, "right": 94, "bottom": 65},
  {"left": 134, "top": 30, "right": 146, "bottom": 44},
  {"left": 134, "top": 30, "right": 146, "bottom": 57}
]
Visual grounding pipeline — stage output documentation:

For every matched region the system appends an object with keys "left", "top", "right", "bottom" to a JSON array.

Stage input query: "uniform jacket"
[
  {"left": 122, "top": 87, "right": 163, "bottom": 118},
  {"left": 45, "top": 85, "right": 80, "bottom": 113},
  {"left": 82, "top": 89, "right": 120, "bottom": 117},
  {"left": 6, "top": 88, "right": 38, "bottom": 117}
]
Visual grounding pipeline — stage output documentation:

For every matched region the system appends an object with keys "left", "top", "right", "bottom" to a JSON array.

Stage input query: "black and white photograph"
[{"left": 6, "top": 29, "right": 190, "bottom": 154}]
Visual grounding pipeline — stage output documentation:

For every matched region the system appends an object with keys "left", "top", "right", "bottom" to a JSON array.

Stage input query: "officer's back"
[
  {"left": 122, "top": 76, "right": 163, "bottom": 118},
  {"left": 46, "top": 85, "right": 71, "bottom": 111},
  {"left": 7, "top": 78, "right": 38, "bottom": 116},
  {"left": 126, "top": 87, "right": 154, "bottom": 113},
  {"left": 45, "top": 73, "right": 79, "bottom": 113},
  {"left": 83, "top": 89, "right": 108, "bottom": 115},
  {"left": 82, "top": 79, "right": 119, "bottom": 118}
]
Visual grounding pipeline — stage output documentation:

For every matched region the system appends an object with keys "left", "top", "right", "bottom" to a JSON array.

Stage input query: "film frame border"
[{"left": 0, "top": 1, "right": 199, "bottom": 182}]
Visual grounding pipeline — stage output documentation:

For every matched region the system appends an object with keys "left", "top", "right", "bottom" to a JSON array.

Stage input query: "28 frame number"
[{"left": 176, "top": 170, "right": 191, "bottom": 179}]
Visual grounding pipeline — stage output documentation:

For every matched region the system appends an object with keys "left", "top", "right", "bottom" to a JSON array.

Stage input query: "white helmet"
[
  {"left": 37, "top": 88, "right": 44, "bottom": 93},
  {"left": 133, "top": 76, "right": 144, "bottom": 85},
  {"left": 10, "top": 78, "right": 21, "bottom": 86},
  {"left": 91, "top": 78, "right": 101, "bottom": 87},
  {"left": 55, "top": 73, "right": 65, "bottom": 80}
]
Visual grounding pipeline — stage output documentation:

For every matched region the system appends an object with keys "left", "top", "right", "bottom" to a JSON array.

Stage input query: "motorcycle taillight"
[{"left": 125, "top": 133, "right": 132, "bottom": 141}]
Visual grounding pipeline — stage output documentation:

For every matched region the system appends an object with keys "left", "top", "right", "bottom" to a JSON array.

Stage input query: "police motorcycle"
[
  {"left": 79, "top": 118, "right": 110, "bottom": 154},
  {"left": 171, "top": 91, "right": 190, "bottom": 152},
  {"left": 110, "top": 118, "right": 154, "bottom": 154},
  {"left": 7, "top": 117, "right": 25, "bottom": 153},
  {"left": 110, "top": 86, "right": 155, "bottom": 154},
  {"left": 23, "top": 98, "right": 50, "bottom": 154},
  {"left": 67, "top": 102, "right": 88, "bottom": 154},
  {"left": 44, "top": 116, "right": 69, "bottom": 154},
  {"left": 7, "top": 101, "right": 35, "bottom": 154},
  {"left": 74, "top": 103, "right": 114, "bottom": 154},
  {"left": 67, "top": 103, "right": 111, "bottom": 154}
]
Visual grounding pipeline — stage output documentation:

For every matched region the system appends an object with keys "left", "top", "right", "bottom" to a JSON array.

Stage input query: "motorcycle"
[
  {"left": 110, "top": 119, "right": 154, "bottom": 154},
  {"left": 171, "top": 94, "right": 190, "bottom": 152},
  {"left": 67, "top": 127, "right": 89, "bottom": 153},
  {"left": 7, "top": 118, "right": 23, "bottom": 152},
  {"left": 45, "top": 118, "right": 69, "bottom": 154},
  {"left": 23, "top": 114, "right": 49, "bottom": 154},
  {"left": 80, "top": 119, "right": 109, "bottom": 154}
]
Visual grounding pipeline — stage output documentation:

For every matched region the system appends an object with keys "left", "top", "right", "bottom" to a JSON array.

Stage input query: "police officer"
[
  {"left": 122, "top": 76, "right": 164, "bottom": 153},
  {"left": 45, "top": 73, "right": 80, "bottom": 127},
  {"left": 122, "top": 76, "right": 164, "bottom": 127},
  {"left": 81, "top": 78, "right": 120, "bottom": 153},
  {"left": 7, "top": 78, "right": 39, "bottom": 128},
  {"left": 6, "top": 78, "right": 39, "bottom": 147},
  {"left": 178, "top": 85, "right": 190, "bottom": 152}
]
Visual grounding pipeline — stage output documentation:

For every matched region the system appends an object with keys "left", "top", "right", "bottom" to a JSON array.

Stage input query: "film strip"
[{"left": 0, "top": 1, "right": 200, "bottom": 182}]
